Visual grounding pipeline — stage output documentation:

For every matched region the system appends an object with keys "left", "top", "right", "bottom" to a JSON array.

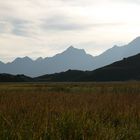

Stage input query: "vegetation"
[{"left": 0, "top": 82, "right": 140, "bottom": 139}]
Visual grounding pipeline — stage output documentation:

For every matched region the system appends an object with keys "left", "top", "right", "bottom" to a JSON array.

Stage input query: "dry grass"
[{"left": 0, "top": 82, "right": 140, "bottom": 139}]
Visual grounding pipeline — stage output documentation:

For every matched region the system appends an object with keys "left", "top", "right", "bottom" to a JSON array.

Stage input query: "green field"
[{"left": 0, "top": 82, "right": 140, "bottom": 140}]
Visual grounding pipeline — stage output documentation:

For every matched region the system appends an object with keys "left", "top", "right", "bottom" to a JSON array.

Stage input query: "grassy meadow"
[{"left": 0, "top": 82, "right": 140, "bottom": 139}]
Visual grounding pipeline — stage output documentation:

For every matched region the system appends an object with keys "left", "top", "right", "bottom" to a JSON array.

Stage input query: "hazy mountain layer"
[
  {"left": 36, "top": 53, "right": 140, "bottom": 82},
  {"left": 1, "top": 53, "right": 140, "bottom": 82},
  {"left": 0, "top": 37, "right": 140, "bottom": 77}
]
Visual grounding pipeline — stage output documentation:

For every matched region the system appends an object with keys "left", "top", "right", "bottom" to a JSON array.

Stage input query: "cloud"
[
  {"left": 8, "top": 19, "right": 30, "bottom": 37},
  {"left": 114, "top": 0, "right": 140, "bottom": 4},
  {"left": 41, "top": 13, "right": 124, "bottom": 32},
  {"left": 42, "top": 15, "right": 90, "bottom": 31},
  {"left": 0, "top": 21, "right": 12, "bottom": 34},
  {"left": 0, "top": 0, "right": 140, "bottom": 62}
]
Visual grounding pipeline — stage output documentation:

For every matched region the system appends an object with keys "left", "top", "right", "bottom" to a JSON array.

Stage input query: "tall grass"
[{"left": 0, "top": 82, "right": 140, "bottom": 139}]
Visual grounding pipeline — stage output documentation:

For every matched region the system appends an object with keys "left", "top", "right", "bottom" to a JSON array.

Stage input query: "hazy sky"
[{"left": 0, "top": 0, "right": 140, "bottom": 62}]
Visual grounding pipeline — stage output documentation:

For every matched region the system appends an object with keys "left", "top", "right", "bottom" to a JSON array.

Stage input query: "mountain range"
[
  {"left": 0, "top": 37, "right": 140, "bottom": 77},
  {"left": 36, "top": 53, "right": 140, "bottom": 82},
  {"left": 1, "top": 53, "right": 140, "bottom": 82}
]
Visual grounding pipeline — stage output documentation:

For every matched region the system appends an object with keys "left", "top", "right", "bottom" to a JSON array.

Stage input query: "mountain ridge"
[
  {"left": 36, "top": 53, "right": 140, "bottom": 82},
  {"left": 1, "top": 52, "right": 140, "bottom": 82},
  {"left": 0, "top": 37, "right": 140, "bottom": 77}
]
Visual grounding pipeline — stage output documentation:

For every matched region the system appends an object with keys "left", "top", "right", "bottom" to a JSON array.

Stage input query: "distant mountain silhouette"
[
  {"left": 1, "top": 53, "right": 140, "bottom": 82},
  {"left": 82, "top": 53, "right": 140, "bottom": 81},
  {"left": 0, "top": 46, "right": 94, "bottom": 77},
  {"left": 93, "top": 36, "right": 140, "bottom": 69},
  {"left": 0, "top": 37, "right": 140, "bottom": 77},
  {"left": 36, "top": 53, "right": 140, "bottom": 82}
]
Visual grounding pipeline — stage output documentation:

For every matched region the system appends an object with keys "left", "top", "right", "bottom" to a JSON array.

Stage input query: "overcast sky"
[{"left": 0, "top": 0, "right": 140, "bottom": 62}]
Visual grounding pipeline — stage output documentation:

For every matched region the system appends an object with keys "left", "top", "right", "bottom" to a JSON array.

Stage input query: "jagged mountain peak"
[
  {"left": 67, "top": 46, "right": 75, "bottom": 50},
  {"left": 23, "top": 56, "right": 33, "bottom": 60},
  {"left": 128, "top": 36, "right": 140, "bottom": 46},
  {"left": 63, "top": 46, "right": 86, "bottom": 55},
  {"left": 0, "top": 36, "right": 140, "bottom": 77},
  {"left": 36, "top": 57, "right": 43, "bottom": 62},
  {"left": 13, "top": 56, "right": 33, "bottom": 63}
]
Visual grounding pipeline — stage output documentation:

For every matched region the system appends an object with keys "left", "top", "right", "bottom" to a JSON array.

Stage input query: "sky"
[{"left": 0, "top": 0, "right": 140, "bottom": 62}]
